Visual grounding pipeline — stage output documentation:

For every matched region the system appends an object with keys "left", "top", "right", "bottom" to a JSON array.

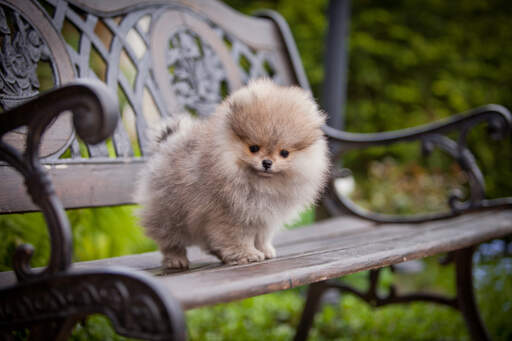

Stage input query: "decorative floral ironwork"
[
  {"left": 324, "top": 104, "right": 512, "bottom": 223},
  {"left": 0, "top": 76, "right": 185, "bottom": 339},
  {"left": 213, "top": 26, "right": 281, "bottom": 85},
  {"left": 167, "top": 29, "right": 228, "bottom": 117},
  {"left": 0, "top": 5, "right": 51, "bottom": 109},
  {"left": 0, "top": 80, "right": 119, "bottom": 282},
  {"left": 0, "top": 269, "right": 186, "bottom": 340}
]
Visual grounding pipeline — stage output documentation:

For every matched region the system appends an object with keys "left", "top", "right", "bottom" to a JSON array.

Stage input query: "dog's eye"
[
  {"left": 280, "top": 149, "right": 289, "bottom": 158},
  {"left": 249, "top": 145, "right": 260, "bottom": 153}
]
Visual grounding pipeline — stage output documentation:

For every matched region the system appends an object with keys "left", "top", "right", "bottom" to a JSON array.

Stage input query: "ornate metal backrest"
[{"left": 0, "top": 0, "right": 309, "bottom": 212}]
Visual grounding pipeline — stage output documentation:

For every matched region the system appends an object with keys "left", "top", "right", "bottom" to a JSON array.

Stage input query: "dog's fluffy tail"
[{"left": 147, "top": 114, "right": 191, "bottom": 153}]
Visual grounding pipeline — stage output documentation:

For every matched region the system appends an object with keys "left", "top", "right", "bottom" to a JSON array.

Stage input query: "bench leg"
[
  {"left": 455, "top": 246, "right": 490, "bottom": 341},
  {"left": 0, "top": 268, "right": 186, "bottom": 341},
  {"left": 295, "top": 246, "right": 490, "bottom": 341},
  {"left": 28, "top": 316, "right": 82, "bottom": 341},
  {"left": 293, "top": 281, "right": 329, "bottom": 341}
]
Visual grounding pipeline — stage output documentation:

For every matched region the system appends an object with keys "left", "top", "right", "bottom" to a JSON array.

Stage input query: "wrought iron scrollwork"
[
  {"left": 0, "top": 268, "right": 186, "bottom": 341},
  {"left": 323, "top": 104, "right": 512, "bottom": 223},
  {"left": 0, "top": 4, "right": 53, "bottom": 110},
  {"left": 167, "top": 29, "right": 229, "bottom": 117},
  {"left": 327, "top": 267, "right": 458, "bottom": 309},
  {"left": 0, "top": 80, "right": 187, "bottom": 340},
  {"left": 294, "top": 247, "right": 490, "bottom": 341},
  {"left": 0, "top": 80, "right": 119, "bottom": 281}
]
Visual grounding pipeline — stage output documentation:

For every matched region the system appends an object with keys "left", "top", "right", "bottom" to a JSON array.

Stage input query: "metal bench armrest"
[
  {"left": 0, "top": 80, "right": 118, "bottom": 281},
  {"left": 0, "top": 81, "right": 186, "bottom": 340},
  {"left": 322, "top": 104, "right": 512, "bottom": 223}
]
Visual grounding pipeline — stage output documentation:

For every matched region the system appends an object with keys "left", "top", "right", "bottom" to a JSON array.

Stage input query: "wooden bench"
[{"left": 1, "top": 0, "right": 511, "bottom": 340}]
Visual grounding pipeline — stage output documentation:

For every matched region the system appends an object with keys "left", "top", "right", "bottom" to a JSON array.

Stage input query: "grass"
[
  {"left": 1, "top": 162, "right": 511, "bottom": 340},
  {"left": 65, "top": 252, "right": 511, "bottom": 341}
]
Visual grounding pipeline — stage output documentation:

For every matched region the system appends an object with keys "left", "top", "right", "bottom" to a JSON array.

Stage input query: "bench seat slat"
[
  {"left": 0, "top": 210, "right": 510, "bottom": 310},
  {"left": 0, "top": 215, "right": 375, "bottom": 286},
  {"left": 160, "top": 210, "right": 512, "bottom": 309}
]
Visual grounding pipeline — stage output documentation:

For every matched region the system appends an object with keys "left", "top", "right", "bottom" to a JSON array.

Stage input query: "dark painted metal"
[
  {"left": 323, "top": 104, "right": 511, "bottom": 150},
  {"left": 27, "top": 316, "right": 81, "bottom": 341},
  {"left": 293, "top": 281, "right": 329, "bottom": 341},
  {"left": 327, "top": 269, "right": 458, "bottom": 309},
  {"left": 2, "top": 1, "right": 296, "bottom": 336},
  {"left": 24, "top": 0, "right": 290, "bottom": 160},
  {"left": 295, "top": 268, "right": 457, "bottom": 340},
  {"left": 167, "top": 28, "right": 229, "bottom": 117},
  {"left": 295, "top": 260, "right": 488, "bottom": 340},
  {"left": 0, "top": 80, "right": 118, "bottom": 281},
  {"left": 455, "top": 247, "right": 490, "bottom": 341},
  {"left": 254, "top": 10, "right": 311, "bottom": 91},
  {"left": 296, "top": 251, "right": 492, "bottom": 341},
  {"left": 0, "top": 3, "right": 55, "bottom": 110},
  {"left": 322, "top": 0, "right": 350, "bottom": 132},
  {"left": 47, "top": 2, "right": 163, "bottom": 158},
  {"left": 0, "top": 80, "right": 186, "bottom": 339},
  {"left": 294, "top": 1, "right": 509, "bottom": 339},
  {"left": 323, "top": 104, "right": 512, "bottom": 223},
  {"left": 0, "top": 267, "right": 187, "bottom": 341},
  {"left": 2, "top": 1, "right": 509, "bottom": 340}
]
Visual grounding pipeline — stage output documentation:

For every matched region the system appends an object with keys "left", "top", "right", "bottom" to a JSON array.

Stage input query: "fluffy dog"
[{"left": 135, "top": 79, "right": 329, "bottom": 269}]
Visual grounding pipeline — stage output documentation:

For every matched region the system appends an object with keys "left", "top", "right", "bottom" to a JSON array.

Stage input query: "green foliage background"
[
  {"left": 1, "top": 0, "right": 512, "bottom": 340},
  {"left": 227, "top": 0, "right": 512, "bottom": 201}
]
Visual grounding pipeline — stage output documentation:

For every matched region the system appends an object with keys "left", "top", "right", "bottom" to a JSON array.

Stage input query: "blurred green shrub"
[
  {"left": 226, "top": 0, "right": 512, "bottom": 200},
  {"left": 0, "top": 206, "right": 156, "bottom": 270},
  {"left": 349, "top": 154, "right": 467, "bottom": 215}
]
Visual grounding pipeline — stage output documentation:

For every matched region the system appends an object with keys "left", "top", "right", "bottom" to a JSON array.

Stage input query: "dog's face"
[
  {"left": 223, "top": 79, "right": 326, "bottom": 179},
  {"left": 236, "top": 139, "right": 293, "bottom": 177}
]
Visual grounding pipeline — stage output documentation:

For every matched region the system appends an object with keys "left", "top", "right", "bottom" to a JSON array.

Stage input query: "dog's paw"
[
  {"left": 221, "top": 248, "right": 265, "bottom": 265},
  {"left": 260, "top": 244, "right": 276, "bottom": 259},
  {"left": 163, "top": 253, "right": 190, "bottom": 269}
]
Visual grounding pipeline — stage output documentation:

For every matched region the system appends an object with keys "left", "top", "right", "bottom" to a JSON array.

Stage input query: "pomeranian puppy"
[{"left": 135, "top": 79, "right": 329, "bottom": 269}]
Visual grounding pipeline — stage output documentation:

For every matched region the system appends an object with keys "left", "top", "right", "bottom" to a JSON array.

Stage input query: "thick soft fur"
[{"left": 135, "top": 79, "right": 330, "bottom": 269}]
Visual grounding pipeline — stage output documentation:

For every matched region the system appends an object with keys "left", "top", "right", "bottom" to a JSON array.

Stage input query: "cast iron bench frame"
[{"left": 1, "top": 0, "right": 511, "bottom": 340}]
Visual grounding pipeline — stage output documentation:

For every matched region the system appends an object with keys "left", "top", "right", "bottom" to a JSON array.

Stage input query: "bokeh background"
[{"left": 1, "top": 0, "right": 512, "bottom": 340}]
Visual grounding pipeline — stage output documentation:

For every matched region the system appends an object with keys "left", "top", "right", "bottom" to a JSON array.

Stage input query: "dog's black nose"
[{"left": 262, "top": 159, "right": 273, "bottom": 170}]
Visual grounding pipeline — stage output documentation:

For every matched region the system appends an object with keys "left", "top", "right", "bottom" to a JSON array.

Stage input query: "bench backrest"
[{"left": 0, "top": 0, "right": 310, "bottom": 213}]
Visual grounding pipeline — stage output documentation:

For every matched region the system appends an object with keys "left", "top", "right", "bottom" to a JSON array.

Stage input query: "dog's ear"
[
  {"left": 315, "top": 108, "right": 328, "bottom": 126},
  {"left": 228, "top": 86, "right": 254, "bottom": 111},
  {"left": 225, "top": 87, "right": 255, "bottom": 140},
  {"left": 226, "top": 102, "right": 248, "bottom": 141}
]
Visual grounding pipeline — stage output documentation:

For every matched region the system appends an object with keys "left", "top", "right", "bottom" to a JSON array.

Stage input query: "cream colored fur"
[{"left": 135, "top": 79, "right": 330, "bottom": 269}]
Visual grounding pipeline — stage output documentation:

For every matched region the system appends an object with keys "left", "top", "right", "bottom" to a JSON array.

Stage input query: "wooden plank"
[
  {"left": 1, "top": 210, "right": 511, "bottom": 310},
  {"left": 160, "top": 210, "right": 512, "bottom": 309},
  {"left": 0, "top": 215, "right": 379, "bottom": 286},
  {"left": 275, "top": 215, "right": 375, "bottom": 247},
  {"left": 71, "top": 215, "right": 377, "bottom": 271},
  {"left": 0, "top": 162, "right": 144, "bottom": 213}
]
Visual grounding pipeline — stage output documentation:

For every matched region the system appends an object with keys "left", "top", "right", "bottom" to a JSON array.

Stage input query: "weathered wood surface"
[
  {"left": 1, "top": 210, "right": 510, "bottom": 309},
  {"left": 0, "top": 162, "right": 144, "bottom": 213}
]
